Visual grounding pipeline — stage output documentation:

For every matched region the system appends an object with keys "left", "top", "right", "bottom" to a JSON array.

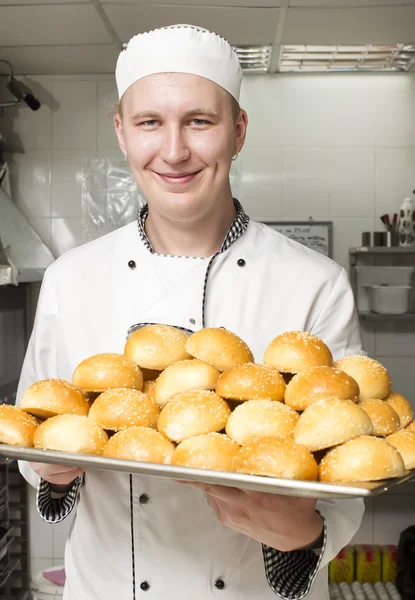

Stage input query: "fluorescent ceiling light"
[
  {"left": 279, "top": 44, "right": 415, "bottom": 72},
  {"left": 232, "top": 45, "right": 271, "bottom": 72}
]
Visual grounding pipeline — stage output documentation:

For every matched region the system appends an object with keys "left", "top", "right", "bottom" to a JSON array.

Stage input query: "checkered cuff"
[
  {"left": 262, "top": 512, "right": 327, "bottom": 599},
  {"left": 36, "top": 477, "right": 83, "bottom": 523}
]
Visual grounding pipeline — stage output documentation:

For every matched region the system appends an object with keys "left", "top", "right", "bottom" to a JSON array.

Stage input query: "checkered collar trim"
[{"left": 137, "top": 199, "right": 249, "bottom": 255}]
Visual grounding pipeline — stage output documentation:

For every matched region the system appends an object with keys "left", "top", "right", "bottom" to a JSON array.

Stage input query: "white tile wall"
[{"left": 6, "top": 72, "right": 415, "bottom": 572}]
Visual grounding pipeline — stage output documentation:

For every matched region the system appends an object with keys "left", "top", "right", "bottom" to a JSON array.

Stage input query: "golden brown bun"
[
  {"left": 293, "top": 398, "right": 373, "bottom": 451},
  {"left": 88, "top": 388, "right": 159, "bottom": 431},
  {"left": 319, "top": 435, "right": 406, "bottom": 482},
  {"left": 333, "top": 355, "right": 391, "bottom": 400},
  {"left": 264, "top": 331, "right": 333, "bottom": 374},
  {"left": 226, "top": 400, "right": 299, "bottom": 446},
  {"left": 154, "top": 359, "right": 220, "bottom": 408},
  {"left": 384, "top": 392, "right": 413, "bottom": 429},
  {"left": 285, "top": 366, "right": 360, "bottom": 411},
  {"left": 216, "top": 363, "right": 286, "bottom": 402},
  {"left": 73, "top": 353, "right": 143, "bottom": 392},
  {"left": 172, "top": 433, "right": 240, "bottom": 472},
  {"left": 185, "top": 327, "right": 254, "bottom": 372},
  {"left": 157, "top": 390, "right": 231, "bottom": 443},
  {"left": 358, "top": 398, "right": 400, "bottom": 436},
  {"left": 20, "top": 378, "right": 90, "bottom": 419},
  {"left": 33, "top": 415, "right": 108, "bottom": 454},
  {"left": 233, "top": 436, "right": 319, "bottom": 481},
  {"left": 124, "top": 324, "right": 191, "bottom": 370},
  {"left": 102, "top": 426, "right": 174, "bottom": 463},
  {"left": 386, "top": 429, "right": 415, "bottom": 470},
  {"left": 0, "top": 405, "right": 39, "bottom": 447},
  {"left": 143, "top": 379, "right": 157, "bottom": 403},
  {"left": 406, "top": 421, "right": 415, "bottom": 433}
]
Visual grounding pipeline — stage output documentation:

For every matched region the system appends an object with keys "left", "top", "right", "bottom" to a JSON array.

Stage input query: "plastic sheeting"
[{"left": 81, "top": 157, "right": 243, "bottom": 242}]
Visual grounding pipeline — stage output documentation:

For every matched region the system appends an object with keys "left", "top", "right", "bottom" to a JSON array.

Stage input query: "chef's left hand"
[{"left": 179, "top": 482, "right": 323, "bottom": 552}]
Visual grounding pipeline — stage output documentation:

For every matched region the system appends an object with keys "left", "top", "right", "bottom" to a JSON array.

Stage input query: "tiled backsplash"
[{"left": 3, "top": 72, "right": 415, "bottom": 575}]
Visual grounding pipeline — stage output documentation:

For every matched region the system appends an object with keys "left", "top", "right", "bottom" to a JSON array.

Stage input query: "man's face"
[{"left": 114, "top": 72, "right": 247, "bottom": 222}]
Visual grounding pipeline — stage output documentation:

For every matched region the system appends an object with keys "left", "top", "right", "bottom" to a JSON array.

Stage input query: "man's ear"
[{"left": 114, "top": 113, "right": 127, "bottom": 157}]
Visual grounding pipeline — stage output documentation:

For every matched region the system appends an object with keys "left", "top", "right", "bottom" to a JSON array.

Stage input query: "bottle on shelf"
[{"left": 397, "top": 192, "right": 415, "bottom": 247}]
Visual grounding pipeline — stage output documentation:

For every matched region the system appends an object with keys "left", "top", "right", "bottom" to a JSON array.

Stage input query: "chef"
[{"left": 17, "top": 24, "right": 364, "bottom": 600}]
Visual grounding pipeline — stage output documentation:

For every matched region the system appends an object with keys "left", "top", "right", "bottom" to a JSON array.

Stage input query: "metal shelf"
[
  {"left": 359, "top": 312, "right": 415, "bottom": 321},
  {"left": 350, "top": 246, "right": 415, "bottom": 254}
]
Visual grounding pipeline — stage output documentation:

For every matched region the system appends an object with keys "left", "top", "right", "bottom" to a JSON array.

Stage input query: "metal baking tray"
[{"left": 0, "top": 444, "right": 414, "bottom": 499}]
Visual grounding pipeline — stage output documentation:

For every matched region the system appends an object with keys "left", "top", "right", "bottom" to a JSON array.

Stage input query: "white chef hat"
[{"left": 115, "top": 24, "right": 242, "bottom": 102}]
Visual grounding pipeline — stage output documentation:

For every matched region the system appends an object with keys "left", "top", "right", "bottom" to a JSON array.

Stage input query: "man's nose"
[{"left": 159, "top": 125, "right": 191, "bottom": 164}]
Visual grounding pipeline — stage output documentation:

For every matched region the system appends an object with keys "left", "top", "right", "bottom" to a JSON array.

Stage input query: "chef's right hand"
[{"left": 29, "top": 462, "right": 84, "bottom": 488}]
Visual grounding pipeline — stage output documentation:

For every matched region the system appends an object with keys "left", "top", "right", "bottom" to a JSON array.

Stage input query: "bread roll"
[
  {"left": 333, "top": 355, "right": 391, "bottom": 400},
  {"left": 293, "top": 398, "right": 373, "bottom": 451},
  {"left": 264, "top": 331, "right": 333, "bottom": 374},
  {"left": 154, "top": 359, "right": 220, "bottom": 408},
  {"left": 185, "top": 327, "right": 254, "bottom": 372},
  {"left": 406, "top": 421, "right": 415, "bottom": 433},
  {"left": 143, "top": 379, "right": 157, "bottom": 403},
  {"left": 20, "top": 378, "right": 90, "bottom": 419},
  {"left": 233, "top": 436, "right": 319, "bottom": 481},
  {"left": 157, "top": 390, "right": 231, "bottom": 443},
  {"left": 172, "top": 433, "right": 240, "bottom": 472},
  {"left": 0, "top": 405, "right": 39, "bottom": 447},
  {"left": 226, "top": 400, "right": 299, "bottom": 446},
  {"left": 73, "top": 353, "right": 143, "bottom": 392},
  {"left": 386, "top": 429, "right": 415, "bottom": 470},
  {"left": 384, "top": 392, "right": 413, "bottom": 429},
  {"left": 319, "top": 435, "right": 406, "bottom": 482},
  {"left": 216, "top": 363, "right": 286, "bottom": 402},
  {"left": 285, "top": 366, "right": 359, "bottom": 411},
  {"left": 33, "top": 415, "right": 108, "bottom": 454},
  {"left": 103, "top": 426, "right": 174, "bottom": 464},
  {"left": 124, "top": 324, "right": 191, "bottom": 370},
  {"left": 358, "top": 398, "right": 400, "bottom": 436},
  {"left": 88, "top": 388, "right": 159, "bottom": 431}
]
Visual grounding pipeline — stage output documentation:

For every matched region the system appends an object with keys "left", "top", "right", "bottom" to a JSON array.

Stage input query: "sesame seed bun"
[
  {"left": 263, "top": 331, "right": 333, "bottom": 374},
  {"left": 0, "top": 405, "right": 39, "bottom": 447},
  {"left": 293, "top": 398, "right": 373, "bottom": 452},
  {"left": 124, "top": 324, "right": 191, "bottom": 371},
  {"left": 384, "top": 392, "right": 413, "bottom": 429},
  {"left": 406, "top": 421, "right": 415, "bottom": 433},
  {"left": 20, "top": 378, "right": 90, "bottom": 419},
  {"left": 333, "top": 355, "right": 391, "bottom": 400},
  {"left": 319, "top": 435, "right": 406, "bottom": 482},
  {"left": 233, "top": 436, "right": 319, "bottom": 481},
  {"left": 88, "top": 388, "right": 159, "bottom": 431},
  {"left": 357, "top": 398, "right": 400, "bottom": 437},
  {"left": 185, "top": 327, "right": 254, "bottom": 372},
  {"left": 157, "top": 390, "right": 231, "bottom": 443},
  {"left": 171, "top": 433, "right": 240, "bottom": 472},
  {"left": 225, "top": 399, "right": 299, "bottom": 446},
  {"left": 72, "top": 353, "right": 143, "bottom": 393},
  {"left": 102, "top": 426, "right": 175, "bottom": 463},
  {"left": 154, "top": 359, "right": 220, "bottom": 408},
  {"left": 386, "top": 429, "right": 415, "bottom": 470},
  {"left": 216, "top": 363, "right": 286, "bottom": 402},
  {"left": 284, "top": 366, "right": 360, "bottom": 411},
  {"left": 33, "top": 414, "right": 108, "bottom": 455},
  {"left": 143, "top": 379, "right": 157, "bottom": 403}
]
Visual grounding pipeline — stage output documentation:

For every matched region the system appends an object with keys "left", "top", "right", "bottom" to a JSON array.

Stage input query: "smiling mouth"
[{"left": 155, "top": 171, "right": 202, "bottom": 185}]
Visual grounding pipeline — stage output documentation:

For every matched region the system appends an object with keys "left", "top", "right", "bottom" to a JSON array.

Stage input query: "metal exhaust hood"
[{"left": 0, "top": 185, "right": 55, "bottom": 286}]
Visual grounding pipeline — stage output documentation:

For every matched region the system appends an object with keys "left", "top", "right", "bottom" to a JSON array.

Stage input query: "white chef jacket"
[{"left": 18, "top": 202, "right": 364, "bottom": 600}]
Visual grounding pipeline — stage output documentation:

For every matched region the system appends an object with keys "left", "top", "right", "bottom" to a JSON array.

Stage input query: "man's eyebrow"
[{"left": 130, "top": 108, "right": 220, "bottom": 121}]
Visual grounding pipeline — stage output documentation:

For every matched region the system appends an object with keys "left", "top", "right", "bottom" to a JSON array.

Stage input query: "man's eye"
[
  {"left": 192, "top": 119, "right": 210, "bottom": 126},
  {"left": 140, "top": 120, "right": 158, "bottom": 127}
]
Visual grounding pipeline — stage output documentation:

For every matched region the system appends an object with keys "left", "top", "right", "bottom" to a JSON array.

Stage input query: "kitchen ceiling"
[{"left": 0, "top": 0, "right": 415, "bottom": 75}]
